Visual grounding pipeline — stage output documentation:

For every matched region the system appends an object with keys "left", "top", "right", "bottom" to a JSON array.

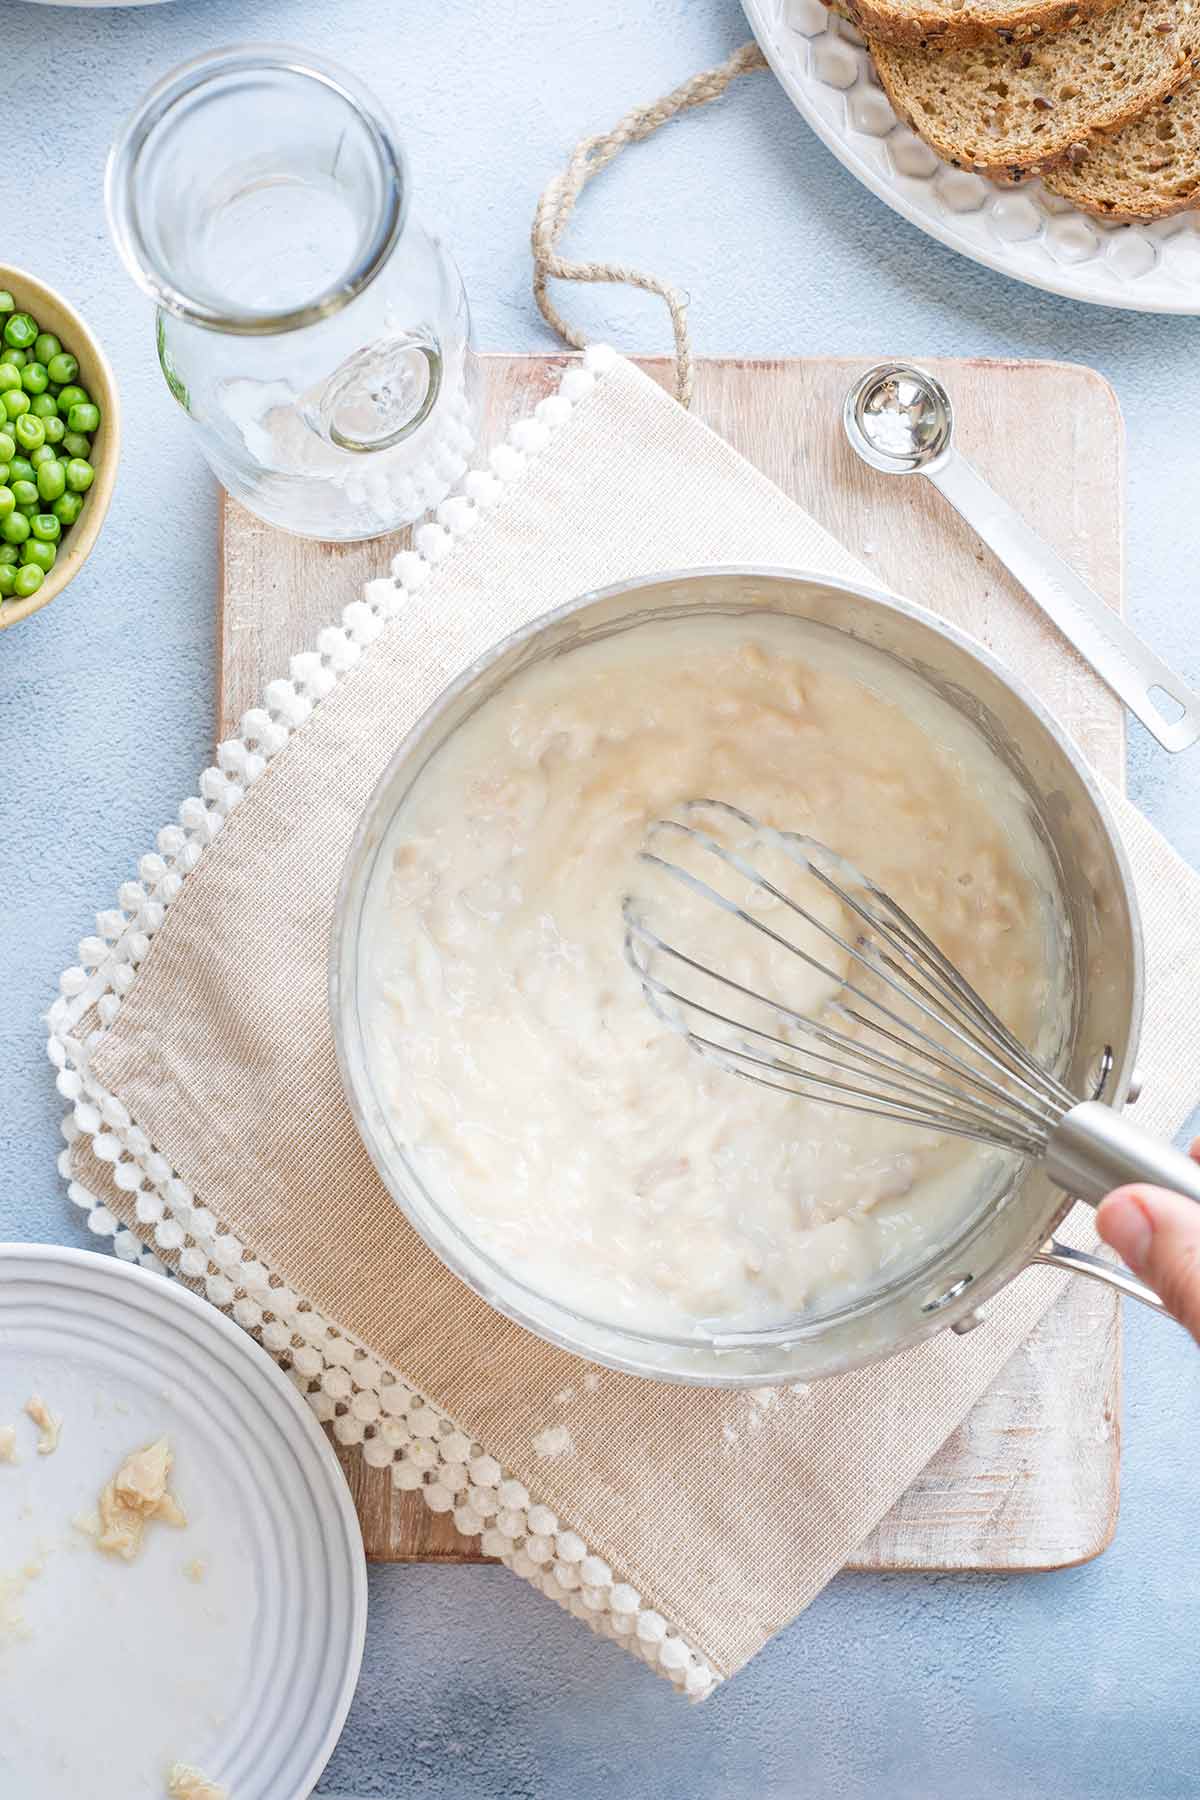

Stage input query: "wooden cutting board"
[{"left": 219, "top": 353, "right": 1124, "bottom": 1571}]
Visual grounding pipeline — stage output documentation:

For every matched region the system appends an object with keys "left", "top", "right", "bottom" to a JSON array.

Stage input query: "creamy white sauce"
[{"left": 365, "top": 614, "right": 1066, "bottom": 1336}]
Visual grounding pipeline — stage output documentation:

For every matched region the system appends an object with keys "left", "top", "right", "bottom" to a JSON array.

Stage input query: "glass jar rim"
[{"left": 104, "top": 44, "right": 408, "bottom": 338}]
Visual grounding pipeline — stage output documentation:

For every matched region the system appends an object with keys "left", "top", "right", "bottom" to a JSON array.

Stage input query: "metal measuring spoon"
[{"left": 843, "top": 362, "right": 1200, "bottom": 754}]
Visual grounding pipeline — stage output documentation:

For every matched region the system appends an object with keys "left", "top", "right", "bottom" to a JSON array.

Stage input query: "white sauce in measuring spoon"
[{"left": 365, "top": 613, "right": 1067, "bottom": 1337}]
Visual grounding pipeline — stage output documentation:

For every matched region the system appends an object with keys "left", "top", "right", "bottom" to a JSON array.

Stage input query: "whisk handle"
[{"left": 1045, "top": 1101, "right": 1200, "bottom": 1208}]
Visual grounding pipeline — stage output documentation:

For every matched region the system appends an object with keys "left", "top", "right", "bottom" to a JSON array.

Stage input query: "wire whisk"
[{"left": 623, "top": 800, "right": 1200, "bottom": 1209}]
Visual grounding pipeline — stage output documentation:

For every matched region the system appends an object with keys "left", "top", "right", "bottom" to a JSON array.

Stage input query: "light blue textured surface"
[{"left": 2, "top": 1, "right": 1199, "bottom": 1795}]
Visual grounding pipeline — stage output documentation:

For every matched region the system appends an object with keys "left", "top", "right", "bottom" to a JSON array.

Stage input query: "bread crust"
[
  {"left": 837, "top": 0, "right": 1122, "bottom": 51},
  {"left": 1044, "top": 90, "right": 1200, "bottom": 215},
  {"left": 1052, "top": 184, "right": 1200, "bottom": 213},
  {"left": 872, "top": 28, "right": 1200, "bottom": 183},
  {"left": 1044, "top": 177, "right": 1200, "bottom": 217}
]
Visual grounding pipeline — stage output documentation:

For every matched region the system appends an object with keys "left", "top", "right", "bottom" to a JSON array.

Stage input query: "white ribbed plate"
[
  {"left": 744, "top": 0, "right": 1200, "bottom": 312},
  {"left": 0, "top": 1245, "right": 366, "bottom": 1799}
]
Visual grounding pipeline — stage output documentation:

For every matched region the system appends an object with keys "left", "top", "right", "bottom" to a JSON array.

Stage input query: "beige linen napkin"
[{"left": 53, "top": 351, "right": 1200, "bottom": 1697}]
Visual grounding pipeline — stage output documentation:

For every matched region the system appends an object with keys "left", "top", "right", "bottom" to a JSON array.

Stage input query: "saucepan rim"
[{"left": 330, "top": 566, "right": 1143, "bottom": 1384}]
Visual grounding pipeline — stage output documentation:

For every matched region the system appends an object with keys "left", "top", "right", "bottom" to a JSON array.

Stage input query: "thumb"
[{"left": 1097, "top": 1172, "right": 1200, "bottom": 1343}]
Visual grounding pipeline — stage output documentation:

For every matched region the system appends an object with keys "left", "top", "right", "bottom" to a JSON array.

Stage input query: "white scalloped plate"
[
  {"left": 744, "top": 0, "right": 1200, "bottom": 312},
  {"left": 0, "top": 1244, "right": 366, "bottom": 1800}
]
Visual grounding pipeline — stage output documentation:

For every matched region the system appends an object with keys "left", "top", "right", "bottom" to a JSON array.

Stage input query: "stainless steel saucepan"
[{"left": 332, "top": 567, "right": 1160, "bottom": 1386}]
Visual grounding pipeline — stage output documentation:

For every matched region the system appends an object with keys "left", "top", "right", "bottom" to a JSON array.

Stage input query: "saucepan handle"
[
  {"left": 1028, "top": 1099, "right": 1200, "bottom": 1321},
  {"left": 1030, "top": 1239, "right": 1167, "bottom": 1317}
]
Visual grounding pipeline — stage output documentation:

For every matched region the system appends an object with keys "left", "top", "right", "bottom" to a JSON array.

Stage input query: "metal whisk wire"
[
  {"left": 623, "top": 800, "right": 1076, "bottom": 1160},
  {"left": 623, "top": 797, "right": 1200, "bottom": 1237}
]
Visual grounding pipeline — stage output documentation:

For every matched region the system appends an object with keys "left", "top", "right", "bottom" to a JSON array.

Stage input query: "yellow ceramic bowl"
[{"left": 0, "top": 266, "right": 120, "bottom": 630}]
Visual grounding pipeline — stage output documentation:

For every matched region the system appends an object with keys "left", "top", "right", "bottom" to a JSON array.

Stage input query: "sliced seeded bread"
[
  {"left": 872, "top": 0, "right": 1200, "bottom": 182},
  {"left": 1044, "top": 80, "right": 1200, "bottom": 212},
  {"left": 839, "top": 0, "right": 1123, "bottom": 52}
]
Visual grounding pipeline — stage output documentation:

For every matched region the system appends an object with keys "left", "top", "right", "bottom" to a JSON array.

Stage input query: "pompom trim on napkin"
[{"left": 46, "top": 344, "right": 718, "bottom": 1700}]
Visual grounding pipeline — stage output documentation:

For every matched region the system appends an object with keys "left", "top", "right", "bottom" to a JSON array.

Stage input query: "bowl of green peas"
[{"left": 0, "top": 266, "right": 118, "bottom": 630}]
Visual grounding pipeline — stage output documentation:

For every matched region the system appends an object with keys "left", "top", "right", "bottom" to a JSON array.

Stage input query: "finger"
[{"left": 1096, "top": 1184, "right": 1200, "bottom": 1343}]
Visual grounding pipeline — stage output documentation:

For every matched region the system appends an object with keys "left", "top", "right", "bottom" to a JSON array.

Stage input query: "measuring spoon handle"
[{"left": 926, "top": 449, "right": 1200, "bottom": 754}]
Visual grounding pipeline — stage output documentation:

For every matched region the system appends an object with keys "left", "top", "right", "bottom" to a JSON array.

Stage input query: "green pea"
[
  {"left": 52, "top": 492, "right": 82, "bottom": 526},
  {"left": 4, "top": 349, "right": 27, "bottom": 370},
  {"left": 41, "top": 415, "right": 65, "bottom": 445},
  {"left": 10, "top": 479, "right": 37, "bottom": 508},
  {"left": 3, "top": 390, "right": 30, "bottom": 420},
  {"left": 0, "top": 364, "right": 20, "bottom": 394},
  {"left": 0, "top": 563, "right": 14, "bottom": 598},
  {"left": 8, "top": 456, "right": 34, "bottom": 484},
  {"left": 65, "top": 458, "right": 94, "bottom": 494},
  {"left": 0, "top": 486, "right": 12, "bottom": 518},
  {"left": 45, "top": 351, "right": 78, "bottom": 386},
  {"left": 66, "top": 402, "right": 100, "bottom": 435},
  {"left": 31, "top": 508, "right": 60, "bottom": 539},
  {"left": 0, "top": 542, "right": 17, "bottom": 564},
  {"left": 0, "top": 293, "right": 13, "bottom": 315},
  {"left": 14, "top": 414, "right": 44, "bottom": 451},
  {"left": 20, "top": 361, "right": 48, "bottom": 395},
  {"left": 55, "top": 384, "right": 87, "bottom": 415},
  {"left": 29, "top": 393, "right": 57, "bottom": 418},
  {"left": 22, "top": 537, "right": 55, "bottom": 571},
  {"left": 0, "top": 465, "right": 7, "bottom": 486},
  {"left": 33, "top": 333, "right": 60, "bottom": 365},
  {"left": 29, "top": 445, "right": 56, "bottom": 469},
  {"left": 1, "top": 511, "right": 29, "bottom": 544},
  {"left": 3, "top": 313, "right": 36, "bottom": 350},
  {"left": 61, "top": 432, "right": 90, "bottom": 458},
  {"left": 13, "top": 562, "right": 43, "bottom": 598},
  {"left": 0, "top": 432, "right": 12, "bottom": 463},
  {"left": 36, "top": 460, "right": 65, "bottom": 503}
]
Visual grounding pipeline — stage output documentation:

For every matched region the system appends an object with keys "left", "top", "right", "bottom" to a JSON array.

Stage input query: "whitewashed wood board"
[{"left": 219, "top": 352, "right": 1124, "bottom": 1571}]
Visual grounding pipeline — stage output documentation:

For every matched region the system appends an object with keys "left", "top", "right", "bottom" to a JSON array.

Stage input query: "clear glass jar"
[{"left": 106, "top": 45, "right": 477, "bottom": 540}]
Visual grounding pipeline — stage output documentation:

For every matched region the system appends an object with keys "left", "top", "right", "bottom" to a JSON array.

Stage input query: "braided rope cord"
[{"left": 531, "top": 40, "right": 768, "bottom": 406}]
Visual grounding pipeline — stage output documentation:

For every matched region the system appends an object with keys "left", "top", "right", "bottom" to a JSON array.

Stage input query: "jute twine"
[{"left": 530, "top": 40, "right": 768, "bottom": 408}]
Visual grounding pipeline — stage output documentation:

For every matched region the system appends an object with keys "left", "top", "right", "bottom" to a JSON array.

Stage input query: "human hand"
[{"left": 1096, "top": 1139, "right": 1200, "bottom": 1341}]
